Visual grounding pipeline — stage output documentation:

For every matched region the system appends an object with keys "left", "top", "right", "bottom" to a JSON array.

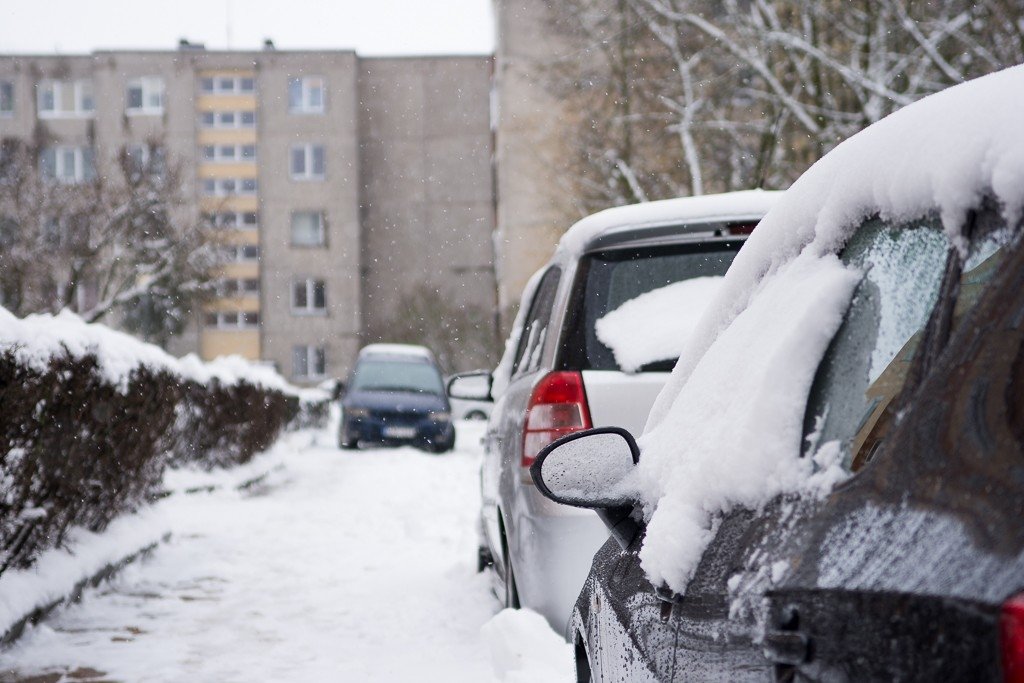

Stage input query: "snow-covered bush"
[{"left": 0, "top": 307, "right": 319, "bottom": 576}]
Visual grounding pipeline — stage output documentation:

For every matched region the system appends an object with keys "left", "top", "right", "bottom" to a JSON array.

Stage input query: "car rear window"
[{"left": 559, "top": 240, "right": 743, "bottom": 372}]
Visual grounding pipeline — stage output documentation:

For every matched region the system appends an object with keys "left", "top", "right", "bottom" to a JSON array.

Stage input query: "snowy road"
[{"left": 0, "top": 421, "right": 569, "bottom": 682}]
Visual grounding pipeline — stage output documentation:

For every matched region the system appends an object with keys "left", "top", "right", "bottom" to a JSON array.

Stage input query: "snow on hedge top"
[
  {"left": 0, "top": 306, "right": 295, "bottom": 394},
  {"left": 635, "top": 66, "right": 1024, "bottom": 595},
  {"left": 555, "top": 189, "right": 781, "bottom": 259}
]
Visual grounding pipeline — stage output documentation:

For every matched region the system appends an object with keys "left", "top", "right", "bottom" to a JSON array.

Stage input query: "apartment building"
[{"left": 0, "top": 46, "right": 497, "bottom": 383}]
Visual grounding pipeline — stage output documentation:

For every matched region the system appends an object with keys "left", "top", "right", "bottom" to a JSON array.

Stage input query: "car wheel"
[
  {"left": 465, "top": 410, "right": 488, "bottom": 421},
  {"left": 338, "top": 435, "right": 358, "bottom": 450},
  {"left": 477, "top": 545, "right": 493, "bottom": 573},
  {"left": 428, "top": 435, "right": 455, "bottom": 454}
]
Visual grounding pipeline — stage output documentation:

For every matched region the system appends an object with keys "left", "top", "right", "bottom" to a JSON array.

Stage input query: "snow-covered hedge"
[{"left": 0, "top": 308, "right": 327, "bottom": 576}]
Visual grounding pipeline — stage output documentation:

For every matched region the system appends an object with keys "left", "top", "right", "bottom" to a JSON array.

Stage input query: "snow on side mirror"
[
  {"left": 447, "top": 371, "right": 493, "bottom": 402},
  {"left": 530, "top": 427, "right": 640, "bottom": 509}
]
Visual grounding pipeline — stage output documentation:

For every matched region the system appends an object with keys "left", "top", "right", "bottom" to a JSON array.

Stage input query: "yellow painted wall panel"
[
  {"left": 196, "top": 94, "right": 257, "bottom": 110},
  {"left": 204, "top": 296, "right": 260, "bottom": 313},
  {"left": 198, "top": 162, "right": 258, "bottom": 178},
  {"left": 201, "top": 329, "right": 260, "bottom": 361},
  {"left": 200, "top": 196, "right": 260, "bottom": 213},
  {"left": 197, "top": 129, "right": 258, "bottom": 145},
  {"left": 216, "top": 262, "right": 260, "bottom": 279}
]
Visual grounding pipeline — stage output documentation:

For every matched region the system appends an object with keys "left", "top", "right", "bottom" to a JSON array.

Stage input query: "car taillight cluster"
[
  {"left": 1003, "top": 592, "right": 1024, "bottom": 682},
  {"left": 521, "top": 371, "right": 592, "bottom": 469}
]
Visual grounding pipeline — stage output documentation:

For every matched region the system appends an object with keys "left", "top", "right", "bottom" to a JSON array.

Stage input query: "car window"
[
  {"left": 511, "top": 266, "right": 560, "bottom": 377},
  {"left": 802, "top": 218, "right": 951, "bottom": 470},
  {"left": 561, "top": 241, "right": 742, "bottom": 372},
  {"left": 350, "top": 360, "right": 444, "bottom": 395}
]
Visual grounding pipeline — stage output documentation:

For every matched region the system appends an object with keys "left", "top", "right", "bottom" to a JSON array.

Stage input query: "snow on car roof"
[
  {"left": 555, "top": 189, "right": 782, "bottom": 259},
  {"left": 635, "top": 65, "right": 1024, "bottom": 595},
  {"left": 358, "top": 343, "right": 435, "bottom": 360}
]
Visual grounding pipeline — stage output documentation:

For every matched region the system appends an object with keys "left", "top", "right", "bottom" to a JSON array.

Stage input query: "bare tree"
[
  {"left": 0, "top": 137, "right": 220, "bottom": 346},
  {"left": 542, "top": 0, "right": 1024, "bottom": 211}
]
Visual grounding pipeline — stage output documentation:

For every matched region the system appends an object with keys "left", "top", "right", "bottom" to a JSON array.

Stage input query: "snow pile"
[
  {"left": 636, "top": 65, "right": 1024, "bottom": 595},
  {"left": 482, "top": 609, "right": 574, "bottom": 683},
  {"left": 596, "top": 276, "right": 723, "bottom": 372},
  {"left": 0, "top": 306, "right": 298, "bottom": 395}
]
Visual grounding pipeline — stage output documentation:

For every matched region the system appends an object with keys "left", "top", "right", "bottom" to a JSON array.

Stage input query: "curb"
[{"left": 0, "top": 532, "right": 171, "bottom": 647}]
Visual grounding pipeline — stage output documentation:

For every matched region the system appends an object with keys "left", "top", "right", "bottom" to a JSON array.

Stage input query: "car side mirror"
[
  {"left": 530, "top": 427, "right": 642, "bottom": 550},
  {"left": 447, "top": 370, "right": 493, "bottom": 402}
]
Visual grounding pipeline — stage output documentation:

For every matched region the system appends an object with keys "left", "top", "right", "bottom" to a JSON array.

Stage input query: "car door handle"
[{"left": 762, "top": 631, "right": 810, "bottom": 665}]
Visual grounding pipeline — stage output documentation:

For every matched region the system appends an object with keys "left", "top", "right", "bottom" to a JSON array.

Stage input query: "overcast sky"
[{"left": 1, "top": 0, "right": 495, "bottom": 55}]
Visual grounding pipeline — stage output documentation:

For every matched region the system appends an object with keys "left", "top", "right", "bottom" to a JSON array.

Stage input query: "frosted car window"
[{"left": 802, "top": 219, "right": 950, "bottom": 471}]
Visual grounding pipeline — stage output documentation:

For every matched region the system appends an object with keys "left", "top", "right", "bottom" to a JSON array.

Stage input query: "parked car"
[
  {"left": 338, "top": 344, "right": 455, "bottom": 453},
  {"left": 449, "top": 190, "right": 781, "bottom": 632},
  {"left": 445, "top": 372, "right": 493, "bottom": 421},
  {"left": 530, "top": 66, "right": 1024, "bottom": 680}
]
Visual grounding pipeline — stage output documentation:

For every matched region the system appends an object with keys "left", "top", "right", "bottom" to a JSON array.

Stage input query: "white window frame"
[
  {"left": 217, "top": 277, "right": 260, "bottom": 297},
  {"left": 292, "top": 345, "right": 326, "bottom": 379},
  {"left": 199, "top": 110, "right": 256, "bottom": 129},
  {"left": 205, "top": 310, "right": 260, "bottom": 330},
  {"left": 41, "top": 145, "right": 94, "bottom": 184},
  {"left": 288, "top": 76, "right": 325, "bottom": 113},
  {"left": 201, "top": 144, "right": 257, "bottom": 163},
  {"left": 125, "top": 76, "right": 165, "bottom": 115},
  {"left": 290, "top": 210, "right": 326, "bottom": 247},
  {"left": 0, "top": 81, "right": 13, "bottom": 117},
  {"left": 37, "top": 79, "right": 93, "bottom": 118},
  {"left": 202, "top": 177, "right": 258, "bottom": 197},
  {"left": 291, "top": 278, "right": 326, "bottom": 315},
  {"left": 201, "top": 75, "right": 256, "bottom": 95},
  {"left": 290, "top": 144, "right": 325, "bottom": 180}
]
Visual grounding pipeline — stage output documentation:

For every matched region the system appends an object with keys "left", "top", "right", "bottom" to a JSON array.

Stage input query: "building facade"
[{"left": 0, "top": 46, "right": 497, "bottom": 383}]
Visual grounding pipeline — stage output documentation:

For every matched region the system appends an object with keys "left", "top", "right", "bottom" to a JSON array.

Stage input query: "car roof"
[
  {"left": 553, "top": 189, "right": 782, "bottom": 261},
  {"left": 358, "top": 343, "right": 435, "bottom": 362}
]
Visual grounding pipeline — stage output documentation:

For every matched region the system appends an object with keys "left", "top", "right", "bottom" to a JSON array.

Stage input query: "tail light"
[
  {"left": 1003, "top": 592, "right": 1024, "bottom": 682},
  {"left": 521, "top": 371, "right": 592, "bottom": 469}
]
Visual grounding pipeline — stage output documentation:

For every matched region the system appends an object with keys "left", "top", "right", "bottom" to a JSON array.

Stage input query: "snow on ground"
[{"left": 0, "top": 420, "right": 573, "bottom": 682}]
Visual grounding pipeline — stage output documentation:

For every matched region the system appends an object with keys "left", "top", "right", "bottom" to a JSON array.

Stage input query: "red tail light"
[
  {"left": 1003, "top": 593, "right": 1024, "bottom": 682},
  {"left": 521, "top": 371, "right": 592, "bottom": 469}
]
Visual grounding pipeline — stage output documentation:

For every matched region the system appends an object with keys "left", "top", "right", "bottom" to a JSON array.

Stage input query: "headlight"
[
  {"left": 428, "top": 411, "right": 451, "bottom": 421},
  {"left": 345, "top": 407, "right": 370, "bottom": 418}
]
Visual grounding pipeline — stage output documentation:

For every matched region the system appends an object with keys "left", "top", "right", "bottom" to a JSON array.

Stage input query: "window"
[
  {"left": 200, "top": 144, "right": 257, "bottom": 163},
  {"left": 292, "top": 345, "right": 326, "bottom": 379},
  {"left": 512, "top": 267, "right": 561, "bottom": 376},
  {"left": 291, "top": 211, "right": 325, "bottom": 246},
  {"left": 288, "top": 76, "right": 324, "bottom": 113},
  {"left": 201, "top": 177, "right": 257, "bottom": 196},
  {"left": 0, "top": 82, "right": 12, "bottom": 116},
  {"left": 37, "top": 79, "right": 93, "bottom": 117},
  {"left": 802, "top": 219, "right": 952, "bottom": 471},
  {"left": 217, "top": 277, "right": 260, "bottom": 296},
  {"left": 199, "top": 75, "right": 255, "bottom": 94},
  {"left": 292, "top": 278, "right": 326, "bottom": 314},
  {"left": 205, "top": 311, "right": 260, "bottom": 329},
  {"left": 199, "top": 110, "right": 255, "bottom": 128},
  {"left": 125, "top": 77, "right": 164, "bottom": 114},
  {"left": 124, "top": 143, "right": 164, "bottom": 178},
  {"left": 40, "top": 146, "right": 95, "bottom": 184},
  {"left": 290, "top": 144, "right": 325, "bottom": 180}
]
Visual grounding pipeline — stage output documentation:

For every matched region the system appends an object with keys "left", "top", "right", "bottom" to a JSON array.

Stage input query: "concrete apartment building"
[{"left": 0, "top": 46, "right": 497, "bottom": 383}]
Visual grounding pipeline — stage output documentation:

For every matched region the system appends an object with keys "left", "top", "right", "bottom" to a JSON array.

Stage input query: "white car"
[{"left": 450, "top": 190, "right": 781, "bottom": 634}]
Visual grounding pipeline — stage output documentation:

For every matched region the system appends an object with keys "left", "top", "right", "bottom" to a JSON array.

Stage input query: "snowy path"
[{"left": 0, "top": 421, "right": 552, "bottom": 682}]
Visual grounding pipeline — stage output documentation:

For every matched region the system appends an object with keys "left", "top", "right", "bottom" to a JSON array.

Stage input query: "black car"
[
  {"left": 530, "top": 68, "right": 1024, "bottom": 681},
  {"left": 338, "top": 344, "right": 454, "bottom": 453}
]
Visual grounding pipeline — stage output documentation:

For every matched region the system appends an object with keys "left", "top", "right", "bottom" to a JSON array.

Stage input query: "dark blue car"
[{"left": 338, "top": 344, "right": 455, "bottom": 453}]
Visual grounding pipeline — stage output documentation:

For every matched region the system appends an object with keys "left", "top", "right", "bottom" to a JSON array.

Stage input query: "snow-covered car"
[
  {"left": 338, "top": 344, "right": 455, "bottom": 453},
  {"left": 445, "top": 372, "right": 493, "bottom": 421},
  {"left": 530, "top": 66, "right": 1024, "bottom": 680},
  {"left": 449, "top": 190, "right": 781, "bottom": 633}
]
